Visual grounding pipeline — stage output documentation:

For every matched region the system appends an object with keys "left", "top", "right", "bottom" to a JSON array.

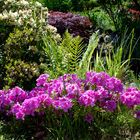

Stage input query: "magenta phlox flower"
[
  {"left": 47, "top": 80, "right": 64, "bottom": 98},
  {"left": 95, "top": 86, "right": 109, "bottom": 100},
  {"left": 36, "top": 74, "right": 49, "bottom": 86},
  {"left": 11, "top": 102, "right": 25, "bottom": 120},
  {"left": 11, "top": 94, "right": 52, "bottom": 119},
  {"left": 85, "top": 71, "right": 96, "bottom": 83},
  {"left": 126, "top": 87, "right": 138, "bottom": 92},
  {"left": 16, "top": 110, "right": 25, "bottom": 120},
  {"left": 2, "top": 71, "right": 140, "bottom": 120},
  {"left": 0, "top": 90, "right": 8, "bottom": 109},
  {"left": 120, "top": 88, "right": 140, "bottom": 108},
  {"left": 0, "top": 90, "right": 5, "bottom": 96},
  {"left": 84, "top": 113, "right": 93, "bottom": 124},
  {"left": 52, "top": 97, "right": 73, "bottom": 112},
  {"left": 2, "top": 95, "right": 11, "bottom": 107},
  {"left": 38, "top": 94, "right": 52, "bottom": 106},
  {"left": 11, "top": 102, "right": 22, "bottom": 114},
  {"left": 29, "top": 87, "right": 46, "bottom": 98},
  {"left": 105, "top": 77, "right": 123, "bottom": 93},
  {"left": 22, "top": 97, "right": 40, "bottom": 115},
  {"left": 86, "top": 71, "right": 110, "bottom": 87},
  {"left": 103, "top": 100, "right": 117, "bottom": 112},
  {"left": 66, "top": 83, "right": 80, "bottom": 99},
  {"left": 8, "top": 87, "right": 27, "bottom": 103},
  {"left": 59, "top": 74, "right": 78, "bottom": 83},
  {"left": 79, "top": 90, "right": 96, "bottom": 107}
]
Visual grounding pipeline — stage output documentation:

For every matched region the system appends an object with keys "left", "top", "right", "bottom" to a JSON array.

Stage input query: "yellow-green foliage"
[
  {"left": 4, "top": 59, "right": 40, "bottom": 90},
  {"left": 5, "top": 27, "right": 45, "bottom": 63}
]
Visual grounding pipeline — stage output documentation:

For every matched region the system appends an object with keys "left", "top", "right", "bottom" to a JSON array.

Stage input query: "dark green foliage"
[
  {"left": 0, "top": 23, "right": 15, "bottom": 89},
  {"left": 39, "top": 0, "right": 97, "bottom": 12},
  {"left": 0, "top": 106, "right": 140, "bottom": 140},
  {"left": 88, "top": 7, "right": 115, "bottom": 31},
  {"left": 96, "top": 0, "right": 130, "bottom": 31},
  {"left": 39, "top": 0, "right": 72, "bottom": 11}
]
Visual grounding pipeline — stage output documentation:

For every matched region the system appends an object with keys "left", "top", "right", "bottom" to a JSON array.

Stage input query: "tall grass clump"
[{"left": 93, "top": 29, "right": 139, "bottom": 83}]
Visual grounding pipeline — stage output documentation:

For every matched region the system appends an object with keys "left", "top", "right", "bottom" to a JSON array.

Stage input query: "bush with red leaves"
[
  {"left": 48, "top": 11, "right": 93, "bottom": 43},
  {"left": 128, "top": 1, "right": 140, "bottom": 21}
]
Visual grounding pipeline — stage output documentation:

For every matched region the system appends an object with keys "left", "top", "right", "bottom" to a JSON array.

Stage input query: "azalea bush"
[{"left": 0, "top": 71, "right": 140, "bottom": 139}]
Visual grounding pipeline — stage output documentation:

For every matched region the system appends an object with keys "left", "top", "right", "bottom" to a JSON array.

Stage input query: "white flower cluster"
[
  {"left": 0, "top": 0, "right": 48, "bottom": 27},
  {"left": 0, "top": 0, "right": 61, "bottom": 41}
]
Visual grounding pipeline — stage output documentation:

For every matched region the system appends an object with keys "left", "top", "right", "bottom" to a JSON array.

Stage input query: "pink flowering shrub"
[
  {"left": 0, "top": 71, "right": 140, "bottom": 139},
  {"left": 0, "top": 71, "right": 140, "bottom": 120}
]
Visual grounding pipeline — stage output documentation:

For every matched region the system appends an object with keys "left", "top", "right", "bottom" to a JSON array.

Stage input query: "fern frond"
[
  {"left": 42, "top": 31, "right": 85, "bottom": 77},
  {"left": 42, "top": 35, "right": 64, "bottom": 78},
  {"left": 60, "top": 31, "right": 85, "bottom": 73}
]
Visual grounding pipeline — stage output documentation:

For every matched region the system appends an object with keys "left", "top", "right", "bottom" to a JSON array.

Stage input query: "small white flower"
[
  {"left": 17, "top": 18, "right": 23, "bottom": 25},
  {"left": 20, "top": 0, "right": 29, "bottom": 6},
  {"left": 19, "top": 10, "right": 23, "bottom": 15},
  {"left": 2, "top": 11, "right": 9, "bottom": 20},
  {"left": 13, "top": 12, "right": 18, "bottom": 18},
  {"left": 42, "top": 7, "right": 48, "bottom": 11},
  {"left": 35, "top": 1, "right": 42, "bottom": 8},
  {"left": 47, "top": 25, "right": 57, "bottom": 33},
  {"left": 29, "top": 18, "right": 36, "bottom": 27},
  {"left": 8, "top": 11, "right": 18, "bottom": 20},
  {"left": 4, "top": 0, "right": 13, "bottom": 4},
  {"left": 40, "top": 18, "right": 45, "bottom": 23}
]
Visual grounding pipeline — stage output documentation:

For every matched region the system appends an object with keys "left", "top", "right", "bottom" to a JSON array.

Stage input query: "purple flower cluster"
[
  {"left": 84, "top": 113, "right": 93, "bottom": 124},
  {"left": 120, "top": 87, "right": 140, "bottom": 108},
  {"left": 12, "top": 94, "right": 52, "bottom": 119},
  {"left": 0, "top": 71, "right": 140, "bottom": 120},
  {"left": 79, "top": 90, "right": 96, "bottom": 107},
  {"left": 85, "top": 71, "right": 123, "bottom": 92},
  {"left": 134, "top": 110, "right": 140, "bottom": 119}
]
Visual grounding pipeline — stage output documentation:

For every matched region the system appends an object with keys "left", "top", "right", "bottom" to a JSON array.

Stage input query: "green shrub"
[
  {"left": 0, "top": 0, "right": 61, "bottom": 89},
  {"left": 4, "top": 59, "right": 41, "bottom": 90},
  {"left": 39, "top": 0, "right": 98, "bottom": 12},
  {"left": 5, "top": 27, "right": 46, "bottom": 63},
  {"left": 39, "top": 0, "right": 72, "bottom": 12},
  {"left": 88, "top": 8, "right": 115, "bottom": 31},
  {"left": 96, "top": 0, "right": 131, "bottom": 31}
]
